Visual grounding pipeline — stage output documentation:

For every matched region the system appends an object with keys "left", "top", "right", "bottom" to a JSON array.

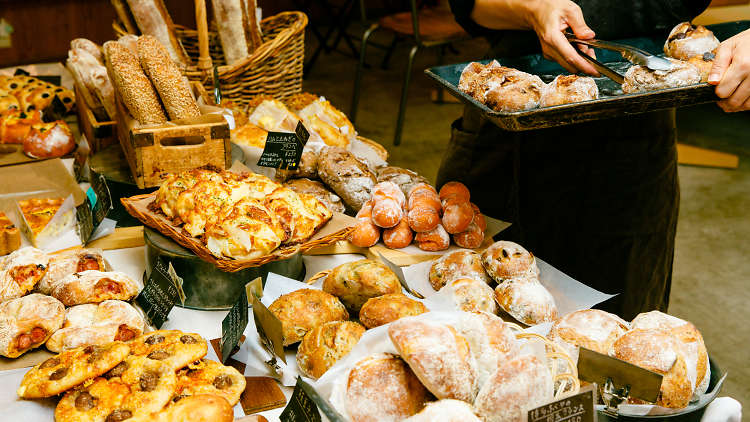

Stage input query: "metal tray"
[{"left": 425, "top": 21, "right": 750, "bottom": 131}]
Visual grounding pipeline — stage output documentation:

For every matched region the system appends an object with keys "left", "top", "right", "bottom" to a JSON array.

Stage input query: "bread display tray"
[
  {"left": 121, "top": 192, "right": 355, "bottom": 272},
  {"left": 425, "top": 21, "right": 750, "bottom": 132}
]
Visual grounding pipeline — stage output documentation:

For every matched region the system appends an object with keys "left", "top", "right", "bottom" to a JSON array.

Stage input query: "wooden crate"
[
  {"left": 74, "top": 85, "right": 119, "bottom": 154},
  {"left": 115, "top": 82, "right": 231, "bottom": 189}
]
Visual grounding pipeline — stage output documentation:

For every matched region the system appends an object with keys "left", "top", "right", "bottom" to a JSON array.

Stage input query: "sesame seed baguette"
[
  {"left": 137, "top": 35, "right": 201, "bottom": 121},
  {"left": 105, "top": 41, "right": 168, "bottom": 125}
]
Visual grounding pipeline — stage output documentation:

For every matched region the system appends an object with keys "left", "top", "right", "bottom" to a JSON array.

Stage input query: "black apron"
[{"left": 437, "top": 0, "right": 701, "bottom": 320}]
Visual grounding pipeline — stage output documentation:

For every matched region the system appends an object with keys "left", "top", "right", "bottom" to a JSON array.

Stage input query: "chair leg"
[
  {"left": 351, "top": 23, "right": 380, "bottom": 123},
  {"left": 381, "top": 37, "right": 400, "bottom": 70},
  {"left": 394, "top": 44, "right": 419, "bottom": 146}
]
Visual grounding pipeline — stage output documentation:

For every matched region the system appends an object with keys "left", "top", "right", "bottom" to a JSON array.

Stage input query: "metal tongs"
[{"left": 564, "top": 33, "right": 672, "bottom": 84}]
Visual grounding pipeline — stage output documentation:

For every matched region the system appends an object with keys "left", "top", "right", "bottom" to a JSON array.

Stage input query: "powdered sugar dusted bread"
[
  {"left": 664, "top": 22, "right": 720, "bottom": 61},
  {"left": 389, "top": 317, "right": 478, "bottom": 403},
  {"left": 456, "top": 311, "right": 520, "bottom": 390},
  {"left": 548, "top": 309, "right": 629, "bottom": 366},
  {"left": 473, "top": 354, "right": 553, "bottom": 422},
  {"left": 540, "top": 75, "right": 599, "bottom": 107},
  {"left": 495, "top": 278, "right": 557, "bottom": 325},
  {"left": 478, "top": 67, "right": 545, "bottom": 113},
  {"left": 377, "top": 166, "right": 429, "bottom": 198},
  {"left": 404, "top": 399, "right": 483, "bottom": 422},
  {"left": 347, "top": 353, "right": 433, "bottom": 422},
  {"left": 429, "top": 249, "right": 492, "bottom": 291},
  {"left": 481, "top": 241, "right": 539, "bottom": 282},
  {"left": 621, "top": 59, "right": 701, "bottom": 94},
  {"left": 317, "top": 145, "right": 377, "bottom": 212},
  {"left": 450, "top": 278, "right": 499, "bottom": 315},
  {"left": 458, "top": 60, "right": 500, "bottom": 97},
  {"left": 0, "top": 294, "right": 64, "bottom": 358},
  {"left": 37, "top": 249, "right": 105, "bottom": 295}
]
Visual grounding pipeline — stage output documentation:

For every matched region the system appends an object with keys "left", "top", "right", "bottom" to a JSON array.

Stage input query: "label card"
[
  {"left": 76, "top": 174, "right": 113, "bottom": 245},
  {"left": 13, "top": 69, "right": 30, "bottom": 76},
  {"left": 257, "top": 121, "right": 309, "bottom": 170},
  {"left": 221, "top": 290, "right": 249, "bottom": 364},
  {"left": 377, "top": 251, "right": 424, "bottom": 298},
  {"left": 252, "top": 293, "right": 286, "bottom": 364},
  {"left": 246, "top": 277, "right": 263, "bottom": 301},
  {"left": 528, "top": 384, "right": 597, "bottom": 422},
  {"left": 578, "top": 347, "right": 663, "bottom": 403},
  {"left": 136, "top": 258, "right": 181, "bottom": 329},
  {"left": 297, "top": 376, "right": 347, "bottom": 422},
  {"left": 35, "top": 75, "right": 62, "bottom": 86},
  {"left": 42, "top": 95, "right": 69, "bottom": 123},
  {"left": 280, "top": 377, "right": 321, "bottom": 422},
  {"left": 73, "top": 135, "right": 91, "bottom": 183}
]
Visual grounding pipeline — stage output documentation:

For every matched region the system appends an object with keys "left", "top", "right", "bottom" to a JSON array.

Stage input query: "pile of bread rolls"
[
  {"left": 348, "top": 181, "right": 488, "bottom": 251},
  {"left": 0, "top": 75, "right": 74, "bottom": 117},
  {"left": 547, "top": 308, "right": 711, "bottom": 409}
]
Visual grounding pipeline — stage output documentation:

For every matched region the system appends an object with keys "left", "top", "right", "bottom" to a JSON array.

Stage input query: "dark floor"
[{"left": 301, "top": 20, "right": 750, "bottom": 411}]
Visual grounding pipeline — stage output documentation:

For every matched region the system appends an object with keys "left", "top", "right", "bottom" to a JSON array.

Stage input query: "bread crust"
[
  {"left": 540, "top": 75, "right": 599, "bottom": 107},
  {"left": 317, "top": 145, "right": 377, "bottom": 212},
  {"left": 548, "top": 309, "right": 629, "bottom": 367},
  {"left": 359, "top": 293, "right": 429, "bottom": 329},
  {"left": 0, "top": 293, "right": 65, "bottom": 358},
  {"left": 0, "top": 246, "right": 49, "bottom": 301},
  {"left": 494, "top": 278, "right": 558, "bottom": 325},
  {"left": 323, "top": 260, "right": 402, "bottom": 311},
  {"left": 404, "top": 399, "right": 483, "bottom": 422},
  {"left": 268, "top": 288, "right": 349, "bottom": 346},
  {"left": 128, "top": 330, "right": 208, "bottom": 370},
  {"left": 621, "top": 59, "right": 701, "bottom": 94},
  {"left": 664, "top": 22, "right": 720, "bottom": 61},
  {"left": 429, "top": 249, "right": 491, "bottom": 291},
  {"left": 296, "top": 321, "right": 366, "bottom": 379},
  {"left": 173, "top": 359, "right": 247, "bottom": 406},
  {"left": 284, "top": 178, "right": 346, "bottom": 213},
  {"left": 377, "top": 167, "right": 429, "bottom": 198},
  {"left": 51, "top": 271, "right": 142, "bottom": 306},
  {"left": 37, "top": 249, "right": 105, "bottom": 295},
  {"left": 451, "top": 278, "right": 499, "bottom": 315},
  {"left": 456, "top": 311, "right": 520, "bottom": 390},
  {"left": 481, "top": 241, "right": 539, "bottom": 282}
]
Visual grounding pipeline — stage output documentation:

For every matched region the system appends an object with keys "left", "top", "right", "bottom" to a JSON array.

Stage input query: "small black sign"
[
  {"left": 280, "top": 377, "right": 322, "bottom": 422},
  {"left": 252, "top": 293, "right": 286, "bottom": 365},
  {"left": 75, "top": 174, "right": 112, "bottom": 245},
  {"left": 35, "top": 75, "right": 62, "bottom": 86},
  {"left": 42, "top": 95, "right": 69, "bottom": 123},
  {"left": 257, "top": 121, "right": 309, "bottom": 170},
  {"left": 578, "top": 347, "right": 663, "bottom": 403},
  {"left": 90, "top": 173, "right": 113, "bottom": 224},
  {"left": 13, "top": 69, "right": 29, "bottom": 76},
  {"left": 136, "top": 257, "right": 180, "bottom": 329},
  {"left": 528, "top": 384, "right": 597, "bottom": 422},
  {"left": 73, "top": 135, "right": 91, "bottom": 183},
  {"left": 220, "top": 290, "right": 249, "bottom": 364},
  {"left": 297, "top": 377, "right": 348, "bottom": 422}
]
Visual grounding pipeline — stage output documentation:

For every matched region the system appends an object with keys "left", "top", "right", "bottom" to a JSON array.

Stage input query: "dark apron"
[{"left": 437, "top": 0, "right": 701, "bottom": 320}]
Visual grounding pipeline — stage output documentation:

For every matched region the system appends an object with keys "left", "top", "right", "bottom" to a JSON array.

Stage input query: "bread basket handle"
[{"left": 195, "top": 0, "right": 213, "bottom": 72}]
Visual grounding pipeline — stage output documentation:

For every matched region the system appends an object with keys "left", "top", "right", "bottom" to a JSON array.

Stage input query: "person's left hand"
[{"left": 708, "top": 29, "right": 750, "bottom": 112}]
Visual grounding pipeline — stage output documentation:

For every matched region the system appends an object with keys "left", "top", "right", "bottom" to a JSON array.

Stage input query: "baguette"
[
  {"left": 66, "top": 49, "right": 104, "bottom": 111},
  {"left": 124, "top": 0, "right": 187, "bottom": 63},
  {"left": 211, "top": 0, "right": 251, "bottom": 65},
  {"left": 70, "top": 39, "right": 103, "bottom": 64},
  {"left": 90, "top": 66, "right": 116, "bottom": 121}
]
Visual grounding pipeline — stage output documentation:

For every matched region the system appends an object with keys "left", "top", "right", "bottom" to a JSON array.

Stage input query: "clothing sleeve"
[{"left": 447, "top": 0, "right": 497, "bottom": 37}]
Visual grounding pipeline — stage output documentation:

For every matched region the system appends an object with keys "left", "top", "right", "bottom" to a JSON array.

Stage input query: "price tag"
[
  {"left": 578, "top": 347, "right": 663, "bottom": 403},
  {"left": 220, "top": 289, "right": 249, "bottom": 364},
  {"left": 252, "top": 293, "right": 286, "bottom": 364},
  {"left": 280, "top": 377, "right": 321, "bottom": 422},
  {"left": 73, "top": 135, "right": 91, "bottom": 183},
  {"left": 13, "top": 69, "right": 29, "bottom": 76},
  {"left": 42, "top": 95, "right": 69, "bottom": 123},
  {"left": 76, "top": 174, "right": 113, "bottom": 245},
  {"left": 528, "top": 384, "right": 597, "bottom": 422},
  {"left": 257, "top": 121, "right": 309, "bottom": 170},
  {"left": 136, "top": 258, "right": 182, "bottom": 328}
]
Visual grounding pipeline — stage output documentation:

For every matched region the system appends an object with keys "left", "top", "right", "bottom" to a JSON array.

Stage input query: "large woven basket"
[{"left": 114, "top": 4, "right": 306, "bottom": 106}]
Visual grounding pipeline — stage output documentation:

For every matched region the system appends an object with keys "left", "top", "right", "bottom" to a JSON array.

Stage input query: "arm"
[{"left": 708, "top": 29, "right": 750, "bottom": 112}]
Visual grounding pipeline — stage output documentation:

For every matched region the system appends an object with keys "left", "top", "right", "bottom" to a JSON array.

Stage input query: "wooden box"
[
  {"left": 115, "top": 82, "right": 231, "bottom": 189},
  {"left": 74, "top": 85, "right": 119, "bottom": 154}
]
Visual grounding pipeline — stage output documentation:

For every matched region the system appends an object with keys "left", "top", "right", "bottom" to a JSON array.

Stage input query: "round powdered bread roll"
[
  {"left": 370, "top": 181, "right": 406, "bottom": 228},
  {"left": 621, "top": 59, "right": 701, "bottom": 94},
  {"left": 377, "top": 166, "right": 429, "bottom": 198},
  {"left": 631, "top": 311, "right": 710, "bottom": 401},
  {"left": 458, "top": 60, "right": 500, "bottom": 97},
  {"left": 322, "top": 260, "right": 402, "bottom": 311},
  {"left": 547, "top": 309, "right": 629, "bottom": 367},
  {"left": 540, "top": 75, "right": 599, "bottom": 107},
  {"left": 495, "top": 278, "right": 558, "bottom": 326},
  {"left": 268, "top": 288, "right": 349, "bottom": 345},
  {"left": 404, "top": 399, "right": 483, "bottom": 422},
  {"left": 429, "top": 249, "right": 492, "bottom": 291},
  {"left": 0, "top": 293, "right": 65, "bottom": 358},
  {"left": 481, "top": 241, "right": 539, "bottom": 282},
  {"left": 477, "top": 67, "right": 545, "bottom": 112},
  {"left": 450, "top": 278, "right": 499, "bottom": 315},
  {"left": 414, "top": 222, "right": 450, "bottom": 252},
  {"left": 453, "top": 221, "right": 485, "bottom": 249},
  {"left": 358, "top": 293, "right": 429, "bottom": 329},
  {"left": 608, "top": 328, "right": 693, "bottom": 409},
  {"left": 456, "top": 311, "right": 521, "bottom": 390},
  {"left": 347, "top": 353, "right": 433, "bottom": 422},
  {"left": 347, "top": 200, "right": 381, "bottom": 247},
  {"left": 473, "top": 354, "right": 553, "bottom": 422},
  {"left": 664, "top": 22, "right": 720, "bottom": 61},
  {"left": 389, "top": 317, "right": 478, "bottom": 403},
  {"left": 687, "top": 52, "right": 715, "bottom": 83},
  {"left": 296, "top": 321, "right": 365, "bottom": 379}
]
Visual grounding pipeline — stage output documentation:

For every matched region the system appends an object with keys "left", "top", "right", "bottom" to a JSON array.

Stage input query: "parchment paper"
[{"left": 0, "top": 158, "right": 87, "bottom": 213}]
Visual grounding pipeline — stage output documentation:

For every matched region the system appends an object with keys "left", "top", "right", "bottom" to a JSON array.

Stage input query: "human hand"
[{"left": 708, "top": 29, "right": 750, "bottom": 112}]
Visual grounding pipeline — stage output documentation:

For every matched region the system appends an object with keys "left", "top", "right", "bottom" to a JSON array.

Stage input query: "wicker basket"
[{"left": 114, "top": 4, "right": 307, "bottom": 106}]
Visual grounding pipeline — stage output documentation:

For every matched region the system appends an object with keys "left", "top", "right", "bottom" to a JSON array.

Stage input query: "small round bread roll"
[
  {"left": 389, "top": 317, "right": 478, "bottom": 403},
  {"left": 429, "top": 249, "right": 492, "bottom": 291},
  {"left": 664, "top": 22, "right": 720, "bottom": 61},
  {"left": 267, "top": 289, "right": 349, "bottom": 346},
  {"left": 359, "top": 293, "right": 429, "bottom": 329},
  {"left": 540, "top": 75, "right": 599, "bottom": 107},
  {"left": 451, "top": 278, "right": 499, "bottom": 315},
  {"left": 631, "top": 311, "right": 710, "bottom": 401},
  {"left": 687, "top": 52, "right": 716, "bottom": 83},
  {"left": 621, "top": 59, "right": 701, "bottom": 94},
  {"left": 608, "top": 328, "right": 693, "bottom": 409},
  {"left": 377, "top": 166, "right": 429, "bottom": 198},
  {"left": 547, "top": 309, "right": 629, "bottom": 367},
  {"left": 495, "top": 278, "right": 558, "bottom": 326},
  {"left": 459, "top": 61, "right": 497, "bottom": 97},
  {"left": 296, "top": 321, "right": 365, "bottom": 379},
  {"left": 481, "top": 241, "right": 539, "bottom": 282},
  {"left": 414, "top": 223, "right": 451, "bottom": 252},
  {"left": 323, "top": 260, "right": 402, "bottom": 311},
  {"left": 456, "top": 311, "right": 521, "bottom": 390},
  {"left": 478, "top": 67, "right": 545, "bottom": 112},
  {"left": 347, "top": 353, "right": 433, "bottom": 422},
  {"left": 473, "top": 354, "right": 553, "bottom": 422},
  {"left": 403, "top": 399, "right": 483, "bottom": 422}
]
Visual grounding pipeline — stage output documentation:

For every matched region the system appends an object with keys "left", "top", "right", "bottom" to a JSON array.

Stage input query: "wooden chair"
[{"left": 350, "top": 0, "right": 471, "bottom": 145}]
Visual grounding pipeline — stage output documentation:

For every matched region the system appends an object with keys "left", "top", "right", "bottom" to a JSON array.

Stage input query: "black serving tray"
[{"left": 425, "top": 21, "right": 750, "bottom": 131}]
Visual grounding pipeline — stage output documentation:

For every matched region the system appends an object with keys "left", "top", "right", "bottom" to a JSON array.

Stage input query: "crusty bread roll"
[
  {"left": 477, "top": 66, "right": 545, "bottom": 112},
  {"left": 50, "top": 271, "right": 142, "bottom": 306},
  {"left": 548, "top": 309, "right": 629, "bottom": 366},
  {"left": 267, "top": 288, "right": 349, "bottom": 346},
  {"left": 317, "top": 145, "right": 377, "bottom": 212},
  {"left": 296, "top": 321, "right": 365, "bottom": 380},
  {"left": 456, "top": 311, "right": 520, "bottom": 390},
  {"left": 621, "top": 59, "right": 701, "bottom": 94},
  {"left": 150, "top": 394, "right": 235, "bottom": 422},
  {"left": 67, "top": 48, "right": 104, "bottom": 111},
  {"left": 231, "top": 121, "right": 268, "bottom": 148},
  {"left": 125, "top": 0, "right": 186, "bottom": 63},
  {"left": 404, "top": 399, "right": 483, "bottom": 422},
  {"left": 495, "top": 278, "right": 558, "bottom": 326},
  {"left": 664, "top": 22, "right": 720, "bottom": 61},
  {"left": 473, "top": 354, "right": 553, "bottom": 422},
  {"left": 458, "top": 60, "right": 501, "bottom": 98},
  {"left": 70, "top": 39, "right": 104, "bottom": 64},
  {"left": 38, "top": 249, "right": 105, "bottom": 295},
  {"left": 429, "top": 249, "right": 492, "bottom": 291},
  {"left": 370, "top": 182, "right": 406, "bottom": 229},
  {"left": 481, "top": 241, "right": 539, "bottom": 282},
  {"left": 0, "top": 294, "right": 64, "bottom": 358},
  {"left": 284, "top": 178, "right": 346, "bottom": 213},
  {"left": 414, "top": 222, "right": 450, "bottom": 252},
  {"left": 347, "top": 353, "right": 433, "bottom": 422},
  {"left": 137, "top": 35, "right": 201, "bottom": 121},
  {"left": 451, "top": 278, "right": 499, "bottom": 315},
  {"left": 358, "top": 293, "right": 429, "bottom": 329},
  {"left": 389, "top": 317, "right": 478, "bottom": 403},
  {"left": 687, "top": 52, "right": 715, "bottom": 83},
  {"left": 631, "top": 311, "right": 710, "bottom": 401},
  {"left": 211, "top": 0, "right": 251, "bottom": 65},
  {"left": 323, "top": 260, "right": 402, "bottom": 311},
  {"left": 0, "top": 246, "right": 50, "bottom": 301},
  {"left": 377, "top": 167, "right": 429, "bottom": 198},
  {"left": 540, "top": 75, "right": 599, "bottom": 107}
]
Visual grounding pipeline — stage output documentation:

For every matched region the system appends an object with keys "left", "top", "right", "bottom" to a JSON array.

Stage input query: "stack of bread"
[
  {"left": 17, "top": 329, "right": 242, "bottom": 422},
  {"left": 0, "top": 75, "right": 74, "bottom": 116},
  {"left": 547, "top": 308, "right": 711, "bottom": 409},
  {"left": 348, "top": 181, "right": 488, "bottom": 251}
]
